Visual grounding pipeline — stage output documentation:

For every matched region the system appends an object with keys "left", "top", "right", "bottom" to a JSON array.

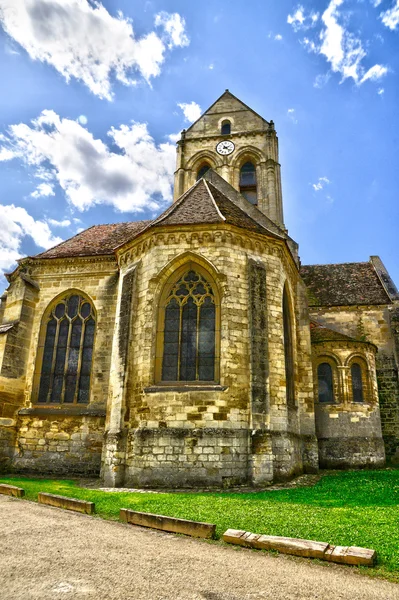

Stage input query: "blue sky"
[{"left": 0, "top": 0, "right": 398, "bottom": 293}]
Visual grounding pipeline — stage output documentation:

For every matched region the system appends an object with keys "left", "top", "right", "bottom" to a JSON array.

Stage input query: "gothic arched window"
[
  {"left": 239, "top": 161, "right": 257, "bottom": 205},
  {"left": 283, "top": 285, "right": 295, "bottom": 407},
  {"left": 317, "top": 363, "right": 334, "bottom": 403},
  {"left": 197, "top": 164, "right": 211, "bottom": 180},
  {"left": 158, "top": 269, "right": 218, "bottom": 383},
  {"left": 35, "top": 293, "right": 95, "bottom": 404},
  {"left": 351, "top": 363, "right": 364, "bottom": 403},
  {"left": 221, "top": 120, "right": 231, "bottom": 135}
]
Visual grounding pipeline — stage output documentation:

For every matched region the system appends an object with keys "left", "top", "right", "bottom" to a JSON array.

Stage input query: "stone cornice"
[{"left": 116, "top": 223, "right": 298, "bottom": 273}]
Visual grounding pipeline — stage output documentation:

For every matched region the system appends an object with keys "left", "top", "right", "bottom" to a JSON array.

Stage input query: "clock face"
[{"left": 216, "top": 140, "right": 235, "bottom": 156}]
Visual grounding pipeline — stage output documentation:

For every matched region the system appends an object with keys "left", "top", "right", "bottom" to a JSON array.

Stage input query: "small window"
[
  {"left": 197, "top": 164, "right": 210, "bottom": 180},
  {"left": 239, "top": 162, "right": 257, "bottom": 205},
  {"left": 221, "top": 120, "right": 231, "bottom": 135},
  {"left": 317, "top": 363, "right": 334, "bottom": 403},
  {"left": 351, "top": 363, "right": 364, "bottom": 403},
  {"left": 37, "top": 294, "right": 95, "bottom": 404}
]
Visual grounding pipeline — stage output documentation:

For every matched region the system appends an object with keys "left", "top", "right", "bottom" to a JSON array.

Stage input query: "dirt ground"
[{"left": 1, "top": 495, "right": 398, "bottom": 600}]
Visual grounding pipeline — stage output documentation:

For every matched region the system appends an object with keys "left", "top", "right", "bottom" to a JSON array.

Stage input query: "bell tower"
[{"left": 173, "top": 90, "right": 285, "bottom": 228}]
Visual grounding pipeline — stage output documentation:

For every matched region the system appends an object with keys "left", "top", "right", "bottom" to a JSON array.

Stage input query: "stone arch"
[
  {"left": 345, "top": 352, "right": 372, "bottom": 404},
  {"left": 151, "top": 251, "right": 226, "bottom": 299},
  {"left": 314, "top": 352, "right": 342, "bottom": 404},
  {"left": 233, "top": 146, "right": 265, "bottom": 169},
  {"left": 217, "top": 115, "right": 235, "bottom": 132},
  {"left": 186, "top": 150, "right": 223, "bottom": 172}
]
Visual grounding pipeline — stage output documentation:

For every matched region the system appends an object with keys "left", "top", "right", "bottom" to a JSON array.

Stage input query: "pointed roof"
[
  {"left": 32, "top": 171, "right": 296, "bottom": 263},
  {"left": 150, "top": 174, "right": 288, "bottom": 241},
  {"left": 185, "top": 89, "right": 269, "bottom": 134}
]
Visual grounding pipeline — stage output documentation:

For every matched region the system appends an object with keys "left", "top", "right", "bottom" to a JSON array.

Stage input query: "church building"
[{"left": 0, "top": 91, "right": 398, "bottom": 488}]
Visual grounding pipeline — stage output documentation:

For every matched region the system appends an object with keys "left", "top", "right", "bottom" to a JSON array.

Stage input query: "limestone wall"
[
  {"left": 102, "top": 224, "right": 317, "bottom": 487},
  {"left": 0, "top": 256, "right": 119, "bottom": 474},
  {"left": 312, "top": 340, "right": 385, "bottom": 468},
  {"left": 309, "top": 303, "right": 399, "bottom": 461}
]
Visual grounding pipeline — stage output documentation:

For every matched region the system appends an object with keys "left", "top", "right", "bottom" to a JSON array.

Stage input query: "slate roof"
[
  {"left": 152, "top": 178, "right": 272, "bottom": 236},
  {"left": 301, "top": 262, "right": 391, "bottom": 307},
  {"left": 35, "top": 171, "right": 292, "bottom": 262},
  {"left": 310, "top": 321, "right": 360, "bottom": 343},
  {"left": 37, "top": 220, "right": 150, "bottom": 259}
]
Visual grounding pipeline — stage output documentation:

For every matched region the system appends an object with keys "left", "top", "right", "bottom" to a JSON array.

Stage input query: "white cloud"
[
  {"left": 154, "top": 12, "right": 189, "bottom": 48},
  {"left": 289, "top": 0, "right": 389, "bottom": 86},
  {"left": 372, "top": 0, "right": 383, "bottom": 6},
  {"left": 378, "top": 87, "right": 385, "bottom": 94},
  {"left": 0, "top": 110, "right": 176, "bottom": 213},
  {"left": 168, "top": 132, "right": 181, "bottom": 143},
  {"left": 0, "top": 204, "right": 62, "bottom": 272},
  {"left": 314, "top": 72, "right": 331, "bottom": 88},
  {"left": 287, "top": 108, "right": 298, "bottom": 124},
  {"left": 77, "top": 115, "right": 88, "bottom": 125},
  {"left": 30, "top": 182, "right": 55, "bottom": 199},
  {"left": 274, "top": 34, "right": 283, "bottom": 41},
  {"left": 360, "top": 64, "right": 388, "bottom": 83},
  {"left": 208, "top": 63, "right": 214, "bottom": 69},
  {"left": 47, "top": 218, "right": 71, "bottom": 227},
  {"left": 312, "top": 176, "right": 330, "bottom": 191},
  {"left": 0, "top": 1, "right": 189, "bottom": 100},
  {"left": 287, "top": 5, "right": 319, "bottom": 31},
  {"left": 381, "top": 1, "right": 399, "bottom": 30},
  {"left": 178, "top": 102, "right": 202, "bottom": 123}
]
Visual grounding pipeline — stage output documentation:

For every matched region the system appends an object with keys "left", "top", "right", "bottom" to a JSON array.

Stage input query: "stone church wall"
[
  {"left": 0, "top": 256, "right": 119, "bottom": 475},
  {"left": 309, "top": 304, "right": 399, "bottom": 461},
  {"left": 101, "top": 225, "right": 318, "bottom": 487}
]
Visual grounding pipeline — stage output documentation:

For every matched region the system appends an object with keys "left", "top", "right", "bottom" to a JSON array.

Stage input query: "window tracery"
[
  {"left": 36, "top": 293, "right": 95, "bottom": 404},
  {"left": 161, "top": 270, "right": 216, "bottom": 382}
]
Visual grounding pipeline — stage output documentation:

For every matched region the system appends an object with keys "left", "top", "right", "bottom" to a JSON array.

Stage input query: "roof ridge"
[
  {"left": 203, "top": 179, "right": 226, "bottom": 222},
  {"left": 206, "top": 180, "right": 280, "bottom": 238},
  {"left": 302, "top": 261, "right": 370, "bottom": 268}
]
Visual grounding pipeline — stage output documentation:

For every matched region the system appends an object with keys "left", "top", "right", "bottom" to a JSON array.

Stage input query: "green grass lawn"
[{"left": 1, "top": 470, "right": 399, "bottom": 582}]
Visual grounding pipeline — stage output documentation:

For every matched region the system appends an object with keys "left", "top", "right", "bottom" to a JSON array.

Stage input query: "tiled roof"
[
  {"left": 37, "top": 221, "right": 150, "bottom": 259},
  {"left": 35, "top": 171, "right": 293, "bottom": 261},
  {"left": 301, "top": 262, "right": 391, "bottom": 307},
  {"left": 310, "top": 321, "right": 359, "bottom": 343},
  {"left": 152, "top": 178, "right": 270, "bottom": 236}
]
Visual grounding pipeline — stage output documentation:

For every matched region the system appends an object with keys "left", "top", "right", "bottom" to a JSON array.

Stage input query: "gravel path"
[{"left": 1, "top": 496, "right": 398, "bottom": 600}]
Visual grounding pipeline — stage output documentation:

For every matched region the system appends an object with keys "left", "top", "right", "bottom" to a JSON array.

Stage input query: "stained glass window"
[
  {"left": 37, "top": 294, "right": 95, "bottom": 404},
  {"left": 351, "top": 363, "right": 364, "bottom": 403},
  {"left": 161, "top": 270, "right": 216, "bottom": 382},
  {"left": 240, "top": 162, "right": 257, "bottom": 205},
  {"left": 283, "top": 286, "right": 295, "bottom": 407},
  {"left": 318, "top": 363, "right": 334, "bottom": 403}
]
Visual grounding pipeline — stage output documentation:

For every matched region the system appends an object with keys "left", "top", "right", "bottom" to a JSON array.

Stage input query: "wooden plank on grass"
[
  {"left": 38, "top": 492, "right": 94, "bottom": 515},
  {"left": 0, "top": 484, "right": 25, "bottom": 498},
  {"left": 120, "top": 509, "right": 216, "bottom": 539},
  {"left": 222, "top": 529, "right": 376, "bottom": 566}
]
